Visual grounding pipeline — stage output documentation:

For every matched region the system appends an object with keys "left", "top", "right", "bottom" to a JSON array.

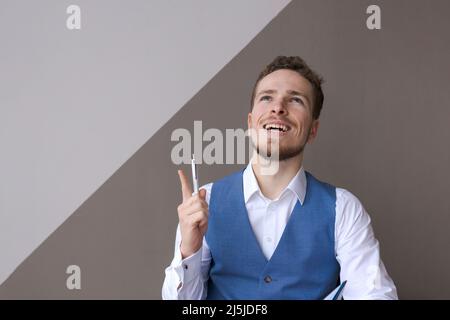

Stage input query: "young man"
[{"left": 162, "top": 56, "right": 398, "bottom": 300}]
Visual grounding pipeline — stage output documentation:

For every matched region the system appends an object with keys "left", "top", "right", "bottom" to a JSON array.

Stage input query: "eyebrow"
[{"left": 256, "top": 89, "right": 311, "bottom": 104}]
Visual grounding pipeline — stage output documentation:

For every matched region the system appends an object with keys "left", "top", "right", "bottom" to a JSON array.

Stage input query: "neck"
[{"left": 251, "top": 152, "right": 303, "bottom": 200}]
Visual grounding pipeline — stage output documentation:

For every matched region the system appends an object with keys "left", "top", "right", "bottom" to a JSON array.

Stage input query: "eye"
[
  {"left": 260, "top": 95, "right": 272, "bottom": 102},
  {"left": 290, "top": 97, "right": 304, "bottom": 105}
]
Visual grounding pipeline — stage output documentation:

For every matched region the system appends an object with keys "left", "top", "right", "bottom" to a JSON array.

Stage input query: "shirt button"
[
  {"left": 264, "top": 275, "right": 272, "bottom": 283},
  {"left": 266, "top": 237, "right": 272, "bottom": 242},
  {"left": 184, "top": 264, "right": 188, "bottom": 270}
]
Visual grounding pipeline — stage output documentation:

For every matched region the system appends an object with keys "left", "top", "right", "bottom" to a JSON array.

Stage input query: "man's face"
[{"left": 248, "top": 69, "right": 319, "bottom": 161}]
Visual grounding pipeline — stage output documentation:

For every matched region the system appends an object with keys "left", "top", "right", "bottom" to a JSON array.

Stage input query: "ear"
[
  {"left": 247, "top": 112, "right": 253, "bottom": 129},
  {"left": 307, "top": 119, "right": 319, "bottom": 143}
]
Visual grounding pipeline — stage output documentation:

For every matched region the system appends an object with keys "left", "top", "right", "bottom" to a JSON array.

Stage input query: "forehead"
[{"left": 256, "top": 69, "right": 313, "bottom": 97}]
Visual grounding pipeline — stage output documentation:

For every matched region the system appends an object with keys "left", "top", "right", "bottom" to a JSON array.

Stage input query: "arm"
[
  {"left": 335, "top": 188, "right": 398, "bottom": 300},
  {"left": 161, "top": 182, "right": 213, "bottom": 300}
]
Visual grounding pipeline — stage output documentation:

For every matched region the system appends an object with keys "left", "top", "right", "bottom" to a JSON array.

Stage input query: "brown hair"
[{"left": 250, "top": 56, "right": 324, "bottom": 120}]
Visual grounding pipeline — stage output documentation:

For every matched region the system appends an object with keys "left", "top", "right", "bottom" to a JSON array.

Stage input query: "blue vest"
[{"left": 205, "top": 169, "right": 340, "bottom": 300}]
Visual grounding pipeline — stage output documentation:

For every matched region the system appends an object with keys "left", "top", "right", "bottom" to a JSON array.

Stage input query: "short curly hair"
[{"left": 250, "top": 56, "right": 324, "bottom": 120}]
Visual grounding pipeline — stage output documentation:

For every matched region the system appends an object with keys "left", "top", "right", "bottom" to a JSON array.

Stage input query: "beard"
[
  {"left": 252, "top": 124, "right": 310, "bottom": 161},
  {"left": 253, "top": 138, "right": 305, "bottom": 161}
]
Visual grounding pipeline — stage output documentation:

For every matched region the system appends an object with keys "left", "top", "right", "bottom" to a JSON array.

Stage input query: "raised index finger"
[{"left": 178, "top": 169, "right": 193, "bottom": 202}]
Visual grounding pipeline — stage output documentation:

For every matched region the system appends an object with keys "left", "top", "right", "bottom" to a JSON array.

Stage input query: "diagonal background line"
[{"left": 0, "top": 0, "right": 290, "bottom": 288}]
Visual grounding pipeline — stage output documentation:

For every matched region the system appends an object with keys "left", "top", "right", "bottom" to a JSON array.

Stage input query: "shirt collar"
[{"left": 242, "top": 162, "right": 307, "bottom": 205}]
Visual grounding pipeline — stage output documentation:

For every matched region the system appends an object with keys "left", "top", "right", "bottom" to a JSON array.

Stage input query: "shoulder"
[
  {"left": 335, "top": 187, "right": 372, "bottom": 232},
  {"left": 336, "top": 188, "right": 367, "bottom": 214},
  {"left": 214, "top": 170, "right": 243, "bottom": 185},
  {"left": 199, "top": 169, "right": 244, "bottom": 205},
  {"left": 305, "top": 171, "right": 337, "bottom": 201}
]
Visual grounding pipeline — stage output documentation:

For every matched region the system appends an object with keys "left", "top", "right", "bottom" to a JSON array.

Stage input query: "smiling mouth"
[{"left": 262, "top": 123, "right": 291, "bottom": 133}]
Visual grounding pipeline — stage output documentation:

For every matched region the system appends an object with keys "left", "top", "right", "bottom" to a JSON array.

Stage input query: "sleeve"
[
  {"left": 161, "top": 183, "right": 213, "bottom": 300},
  {"left": 335, "top": 188, "right": 398, "bottom": 300}
]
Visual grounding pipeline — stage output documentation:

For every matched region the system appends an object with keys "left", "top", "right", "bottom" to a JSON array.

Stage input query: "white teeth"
[{"left": 263, "top": 123, "right": 288, "bottom": 132}]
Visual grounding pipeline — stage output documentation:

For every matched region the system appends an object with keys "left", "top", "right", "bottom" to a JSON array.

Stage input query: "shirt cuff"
[{"left": 172, "top": 245, "right": 203, "bottom": 287}]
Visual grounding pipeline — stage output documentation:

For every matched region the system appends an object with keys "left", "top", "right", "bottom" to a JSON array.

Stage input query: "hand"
[{"left": 177, "top": 169, "right": 209, "bottom": 259}]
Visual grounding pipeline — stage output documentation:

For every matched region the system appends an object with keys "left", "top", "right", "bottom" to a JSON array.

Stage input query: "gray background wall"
[{"left": 1, "top": 0, "right": 449, "bottom": 299}]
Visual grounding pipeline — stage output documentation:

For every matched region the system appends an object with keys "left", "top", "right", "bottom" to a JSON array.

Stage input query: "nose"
[{"left": 270, "top": 99, "right": 287, "bottom": 115}]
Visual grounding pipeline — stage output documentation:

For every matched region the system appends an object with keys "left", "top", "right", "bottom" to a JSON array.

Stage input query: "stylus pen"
[
  {"left": 191, "top": 154, "right": 199, "bottom": 195},
  {"left": 333, "top": 281, "right": 347, "bottom": 300}
]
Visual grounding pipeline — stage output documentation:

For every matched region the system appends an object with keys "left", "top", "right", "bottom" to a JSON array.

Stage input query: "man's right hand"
[{"left": 177, "top": 169, "right": 209, "bottom": 259}]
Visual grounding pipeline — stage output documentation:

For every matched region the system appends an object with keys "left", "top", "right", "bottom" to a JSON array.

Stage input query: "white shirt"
[{"left": 162, "top": 164, "right": 398, "bottom": 300}]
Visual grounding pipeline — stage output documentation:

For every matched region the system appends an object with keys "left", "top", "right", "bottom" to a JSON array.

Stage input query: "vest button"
[{"left": 264, "top": 275, "right": 272, "bottom": 283}]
